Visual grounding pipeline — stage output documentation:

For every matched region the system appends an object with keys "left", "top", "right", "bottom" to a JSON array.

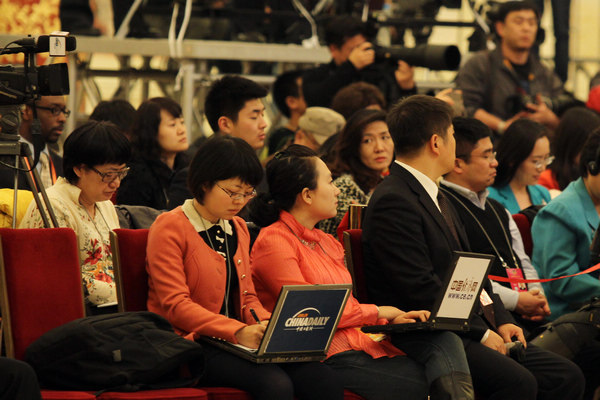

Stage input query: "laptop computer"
[
  {"left": 361, "top": 251, "right": 494, "bottom": 334},
  {"left": 202, "top": 284, "right": 352, "bottom": 363}
]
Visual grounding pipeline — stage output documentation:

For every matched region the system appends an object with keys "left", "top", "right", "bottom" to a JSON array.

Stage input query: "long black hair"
[
  {"left": 493, "top": 119, "right": 548, "bottom": 187},
  {"left": 249, "top": 145, "right": 318, "bottom": 227}
]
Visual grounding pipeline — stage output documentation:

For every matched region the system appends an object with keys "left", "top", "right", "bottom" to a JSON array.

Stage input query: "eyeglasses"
[
  {"left": 217, "top": 183, "right": 257, "bottom": 201},
  {"left": 89, "top": 166, "right": 130, "bottom": 183},
  {"left": 35, "top": 105, "right": 71, "bottom": 118},
  {"left": 457, "top": 152, "right": 497, "bottom": 162},
  {"left": 533, "top": 155, "right": 555, "bottom": 171}
]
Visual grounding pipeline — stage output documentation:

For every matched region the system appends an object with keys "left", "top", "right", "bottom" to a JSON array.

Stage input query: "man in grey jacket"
[{"left": 456, "top": 1, "right": 571, "bottom": 137}]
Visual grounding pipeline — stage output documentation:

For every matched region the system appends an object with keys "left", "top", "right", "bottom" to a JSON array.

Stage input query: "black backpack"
[{"left": 25, "top": 311, "right": 205, "bottom": 392}]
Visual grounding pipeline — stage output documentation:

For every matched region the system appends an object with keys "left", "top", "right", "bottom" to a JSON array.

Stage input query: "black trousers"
[
  {"left": 198, "top": 343, "right": 344, "bottom": 400},
  {"left": 0, "top": 358, "right": 41, "bottom": 400},
  {"left": 463, "top": 339, "right": 584, "bottom": 400}
]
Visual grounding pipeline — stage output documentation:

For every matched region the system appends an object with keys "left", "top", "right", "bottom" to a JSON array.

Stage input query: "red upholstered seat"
[
  {"left": 97, "top": 388, "right": 208, "bottom": 399},
  {"left": 512, "top": 213, "right": 533, "bottom": 257},
  {"left": 111, "top": 229, "right": 150, "bottom": 312},
  {"left": 342, "top": 229, "right": 369, "bottom": 303}
]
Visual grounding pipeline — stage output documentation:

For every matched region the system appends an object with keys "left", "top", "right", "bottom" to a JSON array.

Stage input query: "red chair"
[
  {"left": 111, "top": 229, "right": 150, "bottom": 313},
  {"left": 512, "top": 213, "right": 533, "bottom": 257},
  {"left": 342, "top": 229, "right": 370, "bottom": 303},
  {"left": 0, "top": 228, "right": 94, "bottom": 400}
]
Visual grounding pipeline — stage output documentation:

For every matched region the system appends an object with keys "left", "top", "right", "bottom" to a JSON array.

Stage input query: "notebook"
[
  {"left": 202, "top": 284, "right": 352, "bottom": 363},
  {"left": 361, "top": 252, "right": 494, "bottom": 334}
]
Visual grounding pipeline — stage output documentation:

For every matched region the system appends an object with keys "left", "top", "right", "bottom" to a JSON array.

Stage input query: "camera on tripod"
[{"left": 0, "top": 33, "right": 76, "bottom": 107}]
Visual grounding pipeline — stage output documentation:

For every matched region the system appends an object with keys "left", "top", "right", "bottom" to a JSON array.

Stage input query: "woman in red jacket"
[
  {"left": 146, "top": 136, "right": 342, "bottom": 400},
  {"left": 249, "top": 145, "right": 474, "bottom": 400}
]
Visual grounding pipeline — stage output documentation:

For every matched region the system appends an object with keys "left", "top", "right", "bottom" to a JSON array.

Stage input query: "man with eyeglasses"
[{"left": 440, "top": 117, "right": 551, "bottom": 332}]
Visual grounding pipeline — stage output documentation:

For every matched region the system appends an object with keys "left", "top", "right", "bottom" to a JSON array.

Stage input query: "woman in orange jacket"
[{"left": 146, "top": 136, "right": 343, "bottom": 400}]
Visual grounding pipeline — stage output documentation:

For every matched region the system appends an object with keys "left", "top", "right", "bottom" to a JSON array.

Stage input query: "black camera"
[
  {"left": 0, "top": 34, "right": 76, "bottom": 106},
  {"left": 505, "top": 340, "right": 526, "bottom": 362},
  {"left": 505, "top": 92, "right": 580, "bottom": 116},
  {"left": 373, "top": 44, "right": 461, "bottom": 71}
]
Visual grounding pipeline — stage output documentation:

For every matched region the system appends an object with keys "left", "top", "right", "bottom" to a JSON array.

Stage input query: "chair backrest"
[
  {"left": 0, "top": 228, "right": 85, "bottom": 360},
  {"left": 342, "top": 229, "right": 369, "bottom": 303},
  {"left": 111, "top": 229, "right": 150, "bottom": 313},
  {"left": 512, "top": 213, "right": 533, "bottom": 257}
]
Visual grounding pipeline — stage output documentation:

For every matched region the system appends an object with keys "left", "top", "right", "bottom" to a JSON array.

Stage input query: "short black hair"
[
  {"left": 272, "top": 70, "right": 303, "bottom": 118},
  {"left": 324, "top": 15, "right": 366, "bottom": 48},
  {"left": 495, "top": 1, "right": 540, "bottom": 23},
  {"left": 249, "top": 145, "right": 319, "bottom": 227},
  {"left": 453, "top": 117, "right": 493, "bottom": 162},
  {"left": 493, "top": 118, "right": 548, "bottom": 187},
  {"left": 188, "top": 135, "right": 263, "bottom": 203},
  {"left": 331, "top": 82, "right": 386, "bottom": 120},
  {"left": 63, "top": 120, "right": 131, "bottom": 184},
  {"left": 130, "top": 97, "right": 182, "bottom": 160},
  {"left": 89, "top": 100, "right": 136, "bottom": 135},
  {"left": 387, "top": 95, "right": 453, "bottom": 157},
  {"left": 580, "top": 128, "right": 600, "bottom": 178},
  {"left": 204, "top": 76, "right": 268, "bottom": 133}
]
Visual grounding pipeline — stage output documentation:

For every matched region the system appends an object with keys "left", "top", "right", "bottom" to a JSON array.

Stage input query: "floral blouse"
[
  {"left": 19, "top": 177, "right": 120, "bottom": 306},
  {"left": 320, "top": 174, "right": 370, "bottom": 236}
]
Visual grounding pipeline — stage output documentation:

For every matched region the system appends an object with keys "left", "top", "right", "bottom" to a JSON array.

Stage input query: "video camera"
[
  {"left": 373, "top": 44, "right": 461, "bottom": 71},
  {"left": 0, "top": 33, "right": 76, "bottom": 106}
]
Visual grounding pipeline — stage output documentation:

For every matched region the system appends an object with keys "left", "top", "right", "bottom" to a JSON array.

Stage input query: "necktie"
[
  {"left": 39, "top": 152, "right": 52, "bottom": 189},
  {"left": 437, "top": 190, "right": 460, "bottom": 246}
]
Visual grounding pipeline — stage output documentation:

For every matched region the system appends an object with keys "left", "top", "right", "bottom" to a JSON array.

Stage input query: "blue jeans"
[
  {"left": 392, "top": 331, "right": 471, "bottom": 383},
  {"left": 325, "top": 350, "right": 428, "bottom": 400}
]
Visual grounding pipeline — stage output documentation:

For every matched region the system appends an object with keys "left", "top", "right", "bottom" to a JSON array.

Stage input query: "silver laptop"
[
  {"left": 362, "top": 252, "right": 494, "bottom": 334},
  {"left": 202, "top": 284, "right": 352, "bottom": 363}
]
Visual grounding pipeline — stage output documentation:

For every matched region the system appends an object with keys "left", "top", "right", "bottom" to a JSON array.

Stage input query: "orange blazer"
[{"left": 146, "top": 207, "right": 270, "bottom": 342}]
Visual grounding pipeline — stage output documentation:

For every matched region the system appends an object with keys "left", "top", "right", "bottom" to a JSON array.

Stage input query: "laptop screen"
[
  {"left": 435, "top": 254, "right": 493, "bottom": 320},
  {"left": 262, "top": 285, "right": 351, "bottom": 354}
]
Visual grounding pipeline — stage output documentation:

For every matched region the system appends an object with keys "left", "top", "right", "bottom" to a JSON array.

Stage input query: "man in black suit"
[
  {"left": 0, "top": 96, "right": 66, "bottom": 191},
  {"left": 362, "top": 95, "right": 584, "bottom": 400}
]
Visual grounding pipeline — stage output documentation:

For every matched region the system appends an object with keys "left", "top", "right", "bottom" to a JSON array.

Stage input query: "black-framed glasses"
[
  {"left": 217, "top": 183, "right": 257, "bottom": 201},
  {"left": 89, "top": 166, "right": 130, "bottom": 183},
  {"left": 35, "top": 105, "right": 71, "bottom": 117}
]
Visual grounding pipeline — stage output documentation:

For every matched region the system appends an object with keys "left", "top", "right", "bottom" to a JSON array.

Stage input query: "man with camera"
[
  {"left": 302, "top": 15, "right": 416, "bottom": 109},
  {"left": 0, "top": 96, "right": 67, "bottom": 190},
  {"left": 455, "top": 1, "right": 574, "bottom": 136}
]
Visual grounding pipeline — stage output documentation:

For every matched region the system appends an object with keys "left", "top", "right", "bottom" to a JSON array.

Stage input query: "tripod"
[{"left": 0, "top": 133, "right": 58, "bottom": 228}]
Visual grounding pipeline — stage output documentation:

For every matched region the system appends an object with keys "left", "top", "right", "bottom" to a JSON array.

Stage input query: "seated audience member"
[
  {"left": 320, "top": 109, "right": 393, "bottom": 235},
  {"left": 20, "top": 121, "right": 131, "bottom": 312},
  {"left": 268, "top": 69, "right": 307, "bottom": 155},
  {"left": 488, "top": 119, "right": 552, "bottom": 214},
  {"left": 0, "top": 358, "right": 41, "bottom": 400},
  {"left": 331, "top": 81, "right": 386, "bottom": 120},
  {"left": 586, "top": 71, "right": 600, "bottom": 114},
  {"left": 249, "top": 145, "right": 473, "bottom": 400},
  {"left": 302, "top": 15, "right": 415, "bottom": 109},
  {"left": 539, "top": 107, "right": 600, "bottom": 192},
  {"left": 89, "top": 99, "right": 136, "bottom": 139},
  {"left": 294, "top": 107, "right": 345, "bottom": 152},
  {"left": 440, "top": 117, "right": 550, "bottom": 333},
  {"left": 117, "top": 97, "right": 190, "bottom": 210},
  {"left": 362, "top": 95, "right": 584, "bottom": 400},
  {"left": 455, "top": 1, "right": 572, "bottom": 135},
  {"left": 145, "top": 136, "right": 343, "bottom": 400},
  {"left": 532, "top": 129, "right": 600, "bottom": 319},
  {"left": 204, "top": 75, "right": 269, "bottom": 151}
]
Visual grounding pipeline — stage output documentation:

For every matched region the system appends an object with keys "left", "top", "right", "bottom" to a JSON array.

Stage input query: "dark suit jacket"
[
  {"left": 362, "top": 162, "right": 514, "bottom": 340},
  {"left": 0, "top": 147, "right": 63, "bottom": 191}
]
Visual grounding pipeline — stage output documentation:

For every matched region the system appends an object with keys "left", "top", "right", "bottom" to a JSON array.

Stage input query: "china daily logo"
[{"left": 284, "top": 307, "right": 330, "bottom": 331}]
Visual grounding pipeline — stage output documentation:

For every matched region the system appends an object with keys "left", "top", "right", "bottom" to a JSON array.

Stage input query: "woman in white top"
[{"left": 20, "top": 120, "right": 131, "bottom": 312}]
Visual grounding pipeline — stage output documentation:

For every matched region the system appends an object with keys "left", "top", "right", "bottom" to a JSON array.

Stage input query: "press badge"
[
  {"left": 506, "top": 268, "right": 528, "bottom": 292},
  {"left": 480, "top": 289, "right": 493, "bottom": 306}
]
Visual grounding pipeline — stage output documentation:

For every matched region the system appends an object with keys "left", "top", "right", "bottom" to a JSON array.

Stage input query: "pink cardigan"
[
  {"left": 251, "top": 211, "right": 403, "bottom": 359},
  {"left": 146, "top": 207, "right": 270, "bottom": 342}
]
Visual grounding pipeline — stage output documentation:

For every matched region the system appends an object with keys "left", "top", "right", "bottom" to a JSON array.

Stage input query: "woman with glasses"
[
  {"left": 320, "top": 109, "right": 394, "bottom": 235},
  {"left": 488, "top": 119, "right": 553, "bottom": 214},
  {"left": 20, "top": 121, "right": 131, "bottom": 313},
  {"left": 145, "top": 135, "right": 343, "bottom": 400},
  {"left": 117, "top": 97, "right": 190, "bottom": 210}
]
